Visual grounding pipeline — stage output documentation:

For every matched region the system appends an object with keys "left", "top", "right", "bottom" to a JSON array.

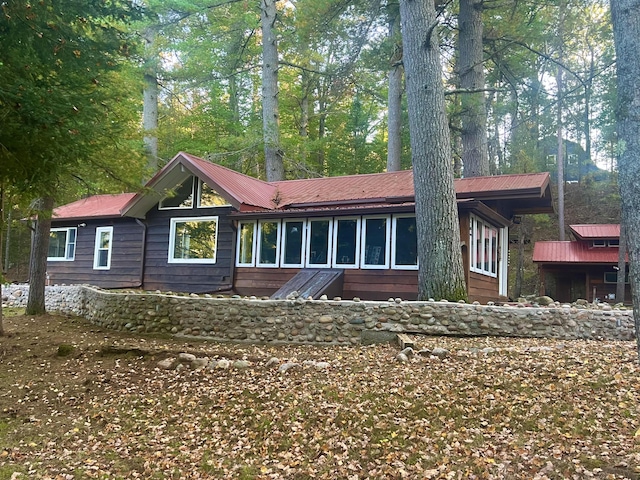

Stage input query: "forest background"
[{"left": 0, "top": 0, "right": 622, "bottom": 300}]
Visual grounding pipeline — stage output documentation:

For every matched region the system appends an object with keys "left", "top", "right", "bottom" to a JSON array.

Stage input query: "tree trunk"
[
  {"left": 611, "top": 0, "right": 640, "bottom": 362},
  {"left": 617, "top": 223, "right": 627, "bottom": 304},
  {"left": 399, "top": 0, "right": 467, "bottom": 301},
  {"left": 387, "top": 4, "right": 403, "bottom": 172},
  {"left": 261, "top": 0, "right": 285, "bottom": 181},
  {"left": 26, "top": 196, "right": 54, "bottom": 315},
  {"left": 458, "top": 0, "right": 489, "bottom": 177},
  {"left": 0, "top": 188, "right": 5, "bottom": 336},
  {"left": 143, "top": 26, "right": 159, "bottom": 173},
  {"left": 556, "top": 64, "right": 566, "bottom": 241}
]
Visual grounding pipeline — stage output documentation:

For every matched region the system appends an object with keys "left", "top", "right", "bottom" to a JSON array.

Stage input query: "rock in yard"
[
  {"left": 400, "top": 347, "right": 414, "bottom": 358},
  {"left": 233, "top": 360, "right": 251, "bottom": 369},
  {"left": 265, "top": 357, "right": 280, "bottom": 368},
  {"left": 192, "top": 357, "right": 209, "bottom": 369},
  {"left": 396, "top": 352, "right": 409, "bottom": 363},
  {"left": 431, "top": 347, "right": 449, "bottom": 359},
  {"left": 278, "top": 362, "right": 300, "bottom": 373},
  {"left": 178, "top": 353, "right": 197, "bottom": 363},
  {"left": 157, "top": 358, "right": 176, "bottom": 370}
]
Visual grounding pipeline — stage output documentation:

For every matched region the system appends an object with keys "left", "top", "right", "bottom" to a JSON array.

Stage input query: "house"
[
  {"left": 533, "top": 224, "right": 629, "bottom": 303},
  {"left": 47, "top": 152, "right": 553, "bottom": 302}
]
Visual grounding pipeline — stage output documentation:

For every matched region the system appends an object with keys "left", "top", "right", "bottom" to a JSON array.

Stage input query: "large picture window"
[
  {"left": 236, "top": 221, "right": 256, "bottom": 266},
  {"left": 169, "top": 216, "right": 218, "bottom": 263},
  {"left": 258, "top": 220, "right": 280, "bottom": 267},
  {"left": 93, "top": 226, "right": 113, "bottom": 270},
  {"left": 392, "top": 215, "right": 418, "bottom": 269},
  {"left": 470, "top": 215, "right": 498, "bottom": 277},
  {"left": 362, "top": 217, "right": 390, "bottom": 268},
  {"left": 48, "top": 227, "right": 77, "bottom": 261}
]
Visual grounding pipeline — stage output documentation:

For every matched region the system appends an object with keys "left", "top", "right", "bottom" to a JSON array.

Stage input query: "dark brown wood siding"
[
  {"left": 47, "top": 218, "right": 144, "bottom": 288},
  {"left": 141, "top": 206, "right": 235, "bottom": 293},
  {"left": 234, "top": 267, "right": 419, "bottom": 300},
  {"left": 467, "top": 271, "right": 499, "bottom": 304}
]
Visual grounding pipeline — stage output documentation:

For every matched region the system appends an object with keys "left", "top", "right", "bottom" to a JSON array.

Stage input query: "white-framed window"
[
  {"left": 470, "top": 214, "right": 498, "bottom": 277},
  {"left": 391, "top": 215, "right": 418, "bottom": 270},
  {"left": 306, "top": 218, "right": 333, "bottom": 268},
  {"left": 361, "top": 216, "right": 390, "bottom": 269},
  {"left": 198, "top": 180, "right": 231, "bottom": 208},
  {"left": 236, "top": 220, "right": 257, "bottom": 267},
  {"left": 48, "top": 227, "right": 77, "bottom": 261},
  {"left": 281, "top": 219, "right": 306, "bottom": 268},
  {"left": 257, "top": 220, "right": 281, "bottom": 267},
  {"left": 332, "top": 217, "right": 360, "bottom": 268},
  {"left": 168, "top": 216, "right": 218, "bottom": 263},
  {"left": 159, "top": 177, "right": 195, "bottom": 210},
  {"left": 93, "top": 226, "right": 113, "bottom": 270}
]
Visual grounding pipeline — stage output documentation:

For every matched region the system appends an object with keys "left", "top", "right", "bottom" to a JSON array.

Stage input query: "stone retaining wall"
[{"left": 2, "top": 284, "right": 636, "bottom": 343}]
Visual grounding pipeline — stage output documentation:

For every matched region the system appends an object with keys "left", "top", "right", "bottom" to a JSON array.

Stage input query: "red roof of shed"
[
  {"left": 53, "top": 193, "right": 136, "bottom": 220},
  {"left": 570, "top": 224, "right": 620, "bottom": 240},
  {"left": 533, "top": 241, "right": 623, "bottom": 264}
]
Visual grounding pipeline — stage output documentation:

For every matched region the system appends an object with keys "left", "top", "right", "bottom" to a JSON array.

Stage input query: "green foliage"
[{"left": 0, "top": 0, "right": 146, "bottom": 197}]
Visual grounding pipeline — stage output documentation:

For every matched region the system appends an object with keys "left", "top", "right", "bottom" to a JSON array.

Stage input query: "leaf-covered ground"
[{"left": 0, "top": 310, "right": 639, "bottom": 479}]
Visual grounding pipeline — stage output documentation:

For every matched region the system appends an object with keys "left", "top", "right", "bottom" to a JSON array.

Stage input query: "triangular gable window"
[
  {"left": 198, "top": 181, "right": 231, "bottom": 207},
  {"left": 159, "top": 177, "right": 195, "bottom": 209}
]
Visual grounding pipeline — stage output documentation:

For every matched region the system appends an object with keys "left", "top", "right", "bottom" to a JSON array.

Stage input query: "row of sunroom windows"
[{"left": 236, "top": 215, "right": 419, "bottom": 270}]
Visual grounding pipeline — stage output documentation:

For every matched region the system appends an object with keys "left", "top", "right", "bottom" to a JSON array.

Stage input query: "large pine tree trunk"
[
  {"left": 458, "top": 0, "right": 489, "bottom": 177},
  {"left": 617, "top": 223, "right": 627, "bottom": 304},
  {"left": 399, "top": 0, "right": 467, "bottom": 301},
  {"left": 386, "top": 5, "right": 403, "bottom": 172},
  {"left": 143, "top": 26, "right": 159, "bottom": 173},
  {"left": 26, "top": 196, "right": 54, "bottom": 315},
  {"left": 611, "top": 0, "right": 640, "bottom": 361},
  {"left": 261, "top": 0, "right": 285, "bottom": 181}
]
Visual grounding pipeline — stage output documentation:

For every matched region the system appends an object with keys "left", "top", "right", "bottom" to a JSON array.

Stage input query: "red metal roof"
[
  {"left": 455, "top": 173, "right": 549, "bottom": 198},
  {"left": 98, "top": 152, "right": 552, "bottom": 219},
  {"left": 533, "top": 241, "right": 623, "bottom": 264},
  {"left": 570, "top": 224, "right": 620, "bottom": 240},
  {"left": 53, "top": 193, "right": 136, "bottom": 220}
]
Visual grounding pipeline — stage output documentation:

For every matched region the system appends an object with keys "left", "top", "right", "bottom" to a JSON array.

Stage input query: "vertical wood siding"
[
  {"left": 141, "top": 206, "right": 235, "bottom": 293},
  {"left": 47, "top": 218, "right": 144, "bottom": 288}
]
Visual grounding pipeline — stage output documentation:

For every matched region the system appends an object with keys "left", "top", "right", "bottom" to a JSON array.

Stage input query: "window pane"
[
  {"left": 97, "top": 249, "right": 109, "bottom": 267},
  {"left": 199, "top": 182, "right": 229, "bottom": 207},
  {"left": 283, "top": 221, "right": 304, "bottom": 265},
  {"left": 335, "top": 219, "right": 357, "bottom": 265},
  {"left": 364, "top": 218, "right": 387, "bottom": 266},
  {"left": 238, "top": 222, "right": 255, "bottom": 264},
  {"left": 490, "top": 228, "right": 498, "bottom": 274},
  {"left": 259, "top": 221, "right": 278, "bottom": 264},
  {"left": 161, "top": 177, "right": 194, "bottom": 209},
  {"left": 48, "top": 231, "right": 67, "bottom": 258},
  {"left": 173, "top": 220, "right": 217, "bottom": 260},
  {"left": 395, "top": 217, "right": 417, "bottom": 266},
  {"left": 475, "top": 220, "right": 482, "bottom": 269},
  {"left": 308, "top": 220, "right": 330, "bottom": 265}
]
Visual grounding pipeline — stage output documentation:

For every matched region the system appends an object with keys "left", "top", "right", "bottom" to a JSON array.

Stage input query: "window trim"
[
  {"left": 361, "top": 215, "right": 391, "bottom": 269},
  {"left": 469, "top": 214, "right": 499, "bottom": 278},
  {"left": 391, "top": 214, "right": 418, "bottom": 270},
  {"left": 281, "top": 218, "right": 307, "bottom": 268},
  {"left": 93, "top": 226, "right": 113, "bottom": 270},
  {"left": 305, "top": 217, "right": 333, "bottom": 268},
  {"left": 332, "top": 216, "right": 361, "bottom": 269},
  {"left": 47, "top": 227, "right": 77, "bottom": 262},
  {"left": 159, "top": 176, "right": 195, "bottom": 210},
  {"left": 168, "top": 216, "right": 219, "bottom": 264},
  {"left": 257, "top": 219, "right": 281, "bottom": 268},
  {"left": 236, "top": 220, "right": 257, "bottom": 267}
]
